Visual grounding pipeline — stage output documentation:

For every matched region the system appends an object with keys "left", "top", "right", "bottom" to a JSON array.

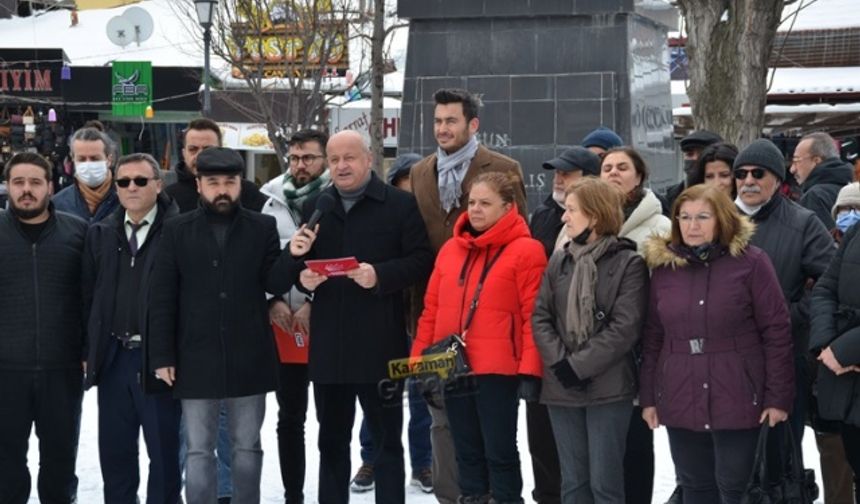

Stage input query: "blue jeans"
[
  {"left": 179, "top": 403, "right": 233, "bottom": 498},
  {"left": 182, "top": 395, "right": 266, "bottom": 504},
  {"left": 548, "top": 400, "right": 632, "bottom": 504},
  {"left": 360, "top": 378, "right": 432, "bottom": 472}
]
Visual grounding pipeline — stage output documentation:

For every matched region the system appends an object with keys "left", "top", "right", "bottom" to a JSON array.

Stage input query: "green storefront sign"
[{"left": 111, "top": 61, "right": 152, "bottom": 116}]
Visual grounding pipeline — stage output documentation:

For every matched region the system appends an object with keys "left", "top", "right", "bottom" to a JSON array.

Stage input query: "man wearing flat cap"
[
  {"left": 662, "top": 130, "right": 724, "bottom": 213},
  {"left": 148, "top": 147, "right": 297, "bottom": 504},
  {"left": 531, "top": 147, "right": 602, "bottom": 257}
]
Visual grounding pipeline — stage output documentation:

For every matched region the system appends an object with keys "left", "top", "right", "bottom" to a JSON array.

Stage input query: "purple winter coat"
[{"left": 639, "top": 218, "right": 795, "bottom": 432}]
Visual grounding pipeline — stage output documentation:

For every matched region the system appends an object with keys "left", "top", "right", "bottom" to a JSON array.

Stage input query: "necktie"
[{"left": 128, "top": 221, "right": 147, "bottom": 256}]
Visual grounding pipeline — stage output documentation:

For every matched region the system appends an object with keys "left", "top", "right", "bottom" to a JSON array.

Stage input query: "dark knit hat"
[
  {"left": 581, "top": 127, "right": 623, "bottom": 151},
  {"left": 680, "top": 130, "right": 723, "bottom": 152},
  {"left": 733, "top": 139, "right": 786, "bottom": 181},
  {"left": 542, "top": 147, "right": 602, "bottom": 176},
  {"left": 196, "top": 147, "right": 245, "bottom": 176},
  {"left": 386, "top": 153, "right": 422, "bottom": 185}
]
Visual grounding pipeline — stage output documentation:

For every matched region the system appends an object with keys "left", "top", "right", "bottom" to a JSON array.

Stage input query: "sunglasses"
[
  {"left": 733, "top": 168, "right": 766, "bottom": 180},
  {"left": 116, "top": 177, "right": 156, "bottom": 188}
]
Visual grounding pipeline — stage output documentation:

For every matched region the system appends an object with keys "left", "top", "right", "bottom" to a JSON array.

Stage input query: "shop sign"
[
  {"left": 218, "top": 123, "right": 275, "bottom": 152},
  {"left": 111, "top": 61, "right": 153, "bottom": 116},
  {"left": 330, "top": 106, "right": 400, "bottom": 148}
]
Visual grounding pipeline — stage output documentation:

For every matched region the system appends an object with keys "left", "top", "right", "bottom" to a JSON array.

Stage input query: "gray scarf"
[
  {"left": 564, "top": 235, "right": 616, "bottom": 349},
  {"left": 437, "top": 135, "right": 479, "bottom": 213}
]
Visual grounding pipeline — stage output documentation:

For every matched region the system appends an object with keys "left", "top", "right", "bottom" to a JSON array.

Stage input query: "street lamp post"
[{"left": 194, "top": 0, "right": 218, "bottom": 117}]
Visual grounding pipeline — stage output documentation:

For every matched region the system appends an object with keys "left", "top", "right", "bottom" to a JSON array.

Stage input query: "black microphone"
[{"left": 305, "top": 193, "right": 335, "bottom": 230}]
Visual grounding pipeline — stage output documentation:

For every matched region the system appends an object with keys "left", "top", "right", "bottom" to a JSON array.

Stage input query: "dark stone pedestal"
[{"left": 397, "top": 0, "right": 674, "bottom": 210}]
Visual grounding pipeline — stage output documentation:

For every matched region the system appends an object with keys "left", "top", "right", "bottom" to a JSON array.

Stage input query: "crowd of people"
[{"left": 3, "top": 86, "right": 860, "bottom": 504}]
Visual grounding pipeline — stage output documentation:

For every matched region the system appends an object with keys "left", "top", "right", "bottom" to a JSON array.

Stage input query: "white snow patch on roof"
[{"left": 779, "top": 0, "right": 860, "bottom": 31}]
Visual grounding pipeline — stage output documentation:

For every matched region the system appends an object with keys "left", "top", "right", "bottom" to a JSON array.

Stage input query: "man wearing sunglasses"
[
  {"left": 82, "top": 153, "right": 182, "bottom": 504},
  {"left": 733, "top": 139, "right": 835, "bottom": 449}
]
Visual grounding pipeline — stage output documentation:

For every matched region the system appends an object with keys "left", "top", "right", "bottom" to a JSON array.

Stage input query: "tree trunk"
[
  {"left": 678, "top": 0, "right": 785, "bottom": 148},
  {"left": 369, "top": 0, "right": 386, "bottom": 175}
]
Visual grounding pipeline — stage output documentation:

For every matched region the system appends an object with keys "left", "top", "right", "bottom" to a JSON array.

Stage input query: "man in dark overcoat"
[{"left": 287, "top": 130, "right": 434, "bottom": 504}]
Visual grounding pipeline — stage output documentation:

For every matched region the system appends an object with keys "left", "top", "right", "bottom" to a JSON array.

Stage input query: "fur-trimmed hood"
[{"left": 643, "top": 215, "right": 756, "bottom": 270}]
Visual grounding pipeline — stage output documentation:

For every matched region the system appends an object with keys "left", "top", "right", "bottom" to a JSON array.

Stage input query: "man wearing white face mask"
[{"left": 53, "top": 127, "right": 120, "bottom": 223}]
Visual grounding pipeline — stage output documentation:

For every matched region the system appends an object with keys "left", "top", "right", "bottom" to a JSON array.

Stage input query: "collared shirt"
[{"left": 124, "top": 204, "right": 158, "bottom": 250}]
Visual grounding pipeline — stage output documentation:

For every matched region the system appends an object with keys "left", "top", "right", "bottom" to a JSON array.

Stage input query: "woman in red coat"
[{"left": 412, "top": 171, "right": 547, "bottom": 504}]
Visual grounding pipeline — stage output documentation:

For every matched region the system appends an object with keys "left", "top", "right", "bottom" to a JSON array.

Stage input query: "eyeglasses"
[
  {"left": 288, "top": 154, "right": 324, "bottom": 165},
  {"left": 677, "top": 213, "right": 714, "bottom": 225},
  {"left": 733, "top": 168, "right": 766, "bottom": 180},
  {"left": 116, "top": 177, "right": 156, "bottom": 188}
]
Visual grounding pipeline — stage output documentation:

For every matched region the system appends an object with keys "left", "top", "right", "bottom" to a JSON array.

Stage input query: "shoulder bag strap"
[{"left": 460, "top": 244, "right": 507, "bottom": 340}]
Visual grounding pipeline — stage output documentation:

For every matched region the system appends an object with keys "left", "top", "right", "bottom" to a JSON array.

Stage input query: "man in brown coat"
[{"left": 408, "top": 88, "right": 528, "bottom": 504}]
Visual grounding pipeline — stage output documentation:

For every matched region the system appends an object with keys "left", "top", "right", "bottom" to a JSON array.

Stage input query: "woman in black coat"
[{"left": 810, "top": 224, "right": 860, "bottom": 503}]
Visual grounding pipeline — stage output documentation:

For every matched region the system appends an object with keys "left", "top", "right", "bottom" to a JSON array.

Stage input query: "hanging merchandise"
[
  {"left": 22, "top": 107, "right": 35, "bottom": 125},
  {"left": 48, "top": 109, "right": 57, "bottom": 122}
]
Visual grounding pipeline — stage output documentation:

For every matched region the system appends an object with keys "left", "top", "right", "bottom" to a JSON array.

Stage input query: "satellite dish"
[
  {"left": 106, "top": 6, "right": 155, "bottom": 48},
  {"left": 122, "top": 7, "right": 155, "bottom": 46},
  {"left": 106, "top": 15, "right": 135, "bottom": 47}
]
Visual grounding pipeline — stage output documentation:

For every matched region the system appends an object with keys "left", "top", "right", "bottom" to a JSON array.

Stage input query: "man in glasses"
[
  {"left": 733, "top": 139, "right": 834, "bottom": 449},
  {"left": 790, "top": 132, "right": 854, "bottom": 231},
  {"left": 82, "top": 153, "right": 182, "bottom": 504},
  {"left": 258, "top": 128, "right": 330, "bottom": 503},
  {"left": 166, "top": 118, "right": 267, "bottom": 214}
]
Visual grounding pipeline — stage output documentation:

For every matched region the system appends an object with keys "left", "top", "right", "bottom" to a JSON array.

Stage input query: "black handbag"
[
  {"left": 741, "top": 423, "right": 818, "bottom": 504},
  {"left": 421, "top": 245, "right": 507, "bottom": 382}
]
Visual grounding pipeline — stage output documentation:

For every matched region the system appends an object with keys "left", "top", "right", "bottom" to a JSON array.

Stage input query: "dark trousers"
[
  {"left": 840, "top": 422, "right": 860, "bottom": 503},
  {"left": 97, "top": 343, "right": 182, "bottom": 504},
  {"left": 445, "top": 374, "right": 523, "bottom": 504},
  {"left": 276, "top": 363, "right": 310, "bottom": 504},
  {"left": 360, "top": 377, "right": 432, "bottom": 472},
  {"left": 624, "top": 406, "right": 654, "bottom": 504},
  {"left": 526, "top": 401, "right": 561, "bottom": 504},
  {"left": 315, "top": 382, "right": 405, "bottom": 504},
  {"left": 0, "top": 368, "right": 83, "bottom": 504},
  {"left": 666, "top": 427, "right": 759, "bottom": 504}
]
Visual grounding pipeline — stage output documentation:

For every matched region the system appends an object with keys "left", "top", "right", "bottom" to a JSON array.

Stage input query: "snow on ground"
[{"left": 27, "top": 392, "right": 825, "bottom": 503}]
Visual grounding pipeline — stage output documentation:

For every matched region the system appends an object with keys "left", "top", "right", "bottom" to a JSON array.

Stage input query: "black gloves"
[
  {"left": 518, "top": 375, "right": 541, "bottom": 403},
  {"left": 550, "top": 358, "right": 589, "bottom": 389}
]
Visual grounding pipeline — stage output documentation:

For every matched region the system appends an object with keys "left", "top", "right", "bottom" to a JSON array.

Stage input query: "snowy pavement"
[{"left": 27, "top": 392, "right": 824, "bottom": 503}]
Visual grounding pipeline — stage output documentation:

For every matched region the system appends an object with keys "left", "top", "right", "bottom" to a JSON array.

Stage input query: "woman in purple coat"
[{"left": 639, "top": 184, "right": 795, "bottom": 504}]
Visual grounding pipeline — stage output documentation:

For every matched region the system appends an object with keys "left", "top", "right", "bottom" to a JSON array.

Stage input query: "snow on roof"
[
  {"left": 0, "top": 0, "right": 409, "bottom": 95},
  {"left": 672, "top": 67, "right": 860, "bottom": 106},
  {"left": 779, "top": 0, "right": 860, "bottom": 31},
  {"left": 0, "top": 0, "right": 204, "bottom": 67}
]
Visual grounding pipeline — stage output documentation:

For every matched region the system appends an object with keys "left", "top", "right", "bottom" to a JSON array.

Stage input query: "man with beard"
[
  {"left": 0, "top": 153, "right": 88, "bottom": 503},
  {"left": 661, "top": 130, "right": 723, "bottom": 214},
  {"left": 167, "top": 118, "right": 267, "bottom": 503},
  {"left": 409, "top": 88, "right": 528, "bottom": 504},
  {"left": 53, "top": 126, "right": 120, "bottom": 223},
  {"left": 82, "top": 153, "right": 181, "bottom": 504},
  {"left": 166, "top": 118, "right": 267, "bottom": 213},
  {"left": 733, "top": 139, "right": 835, "bottom": 448},
  {"left": 149, "top": 147, "right": 296, "bottom": 504},
  {"left": 259, "top": 128, "right": 330, "bottom": 504}
]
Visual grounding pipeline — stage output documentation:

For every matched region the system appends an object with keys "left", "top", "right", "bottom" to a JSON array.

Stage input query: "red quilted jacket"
[{"left": 412, "top": 205, "right": 546, "bottom": 377}]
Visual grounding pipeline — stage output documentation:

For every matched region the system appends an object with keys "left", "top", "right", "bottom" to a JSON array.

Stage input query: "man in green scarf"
[{"left": 259, "top": 128, "right": 330, "bottom": 504}]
